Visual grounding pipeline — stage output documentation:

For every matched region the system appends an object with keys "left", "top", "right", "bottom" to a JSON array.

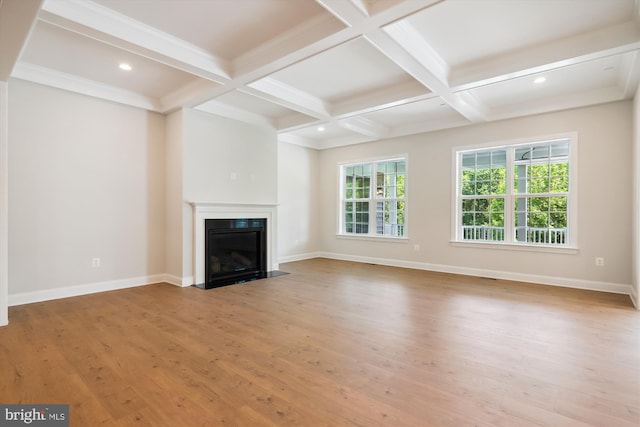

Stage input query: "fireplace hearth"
[{"left": 201, "top": 218, "right": 267, "bottom": 289}]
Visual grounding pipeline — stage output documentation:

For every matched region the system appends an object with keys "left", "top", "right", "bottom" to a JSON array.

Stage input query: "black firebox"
[{"left": 202, "top": 218, "right": 267, "bottom": 289}]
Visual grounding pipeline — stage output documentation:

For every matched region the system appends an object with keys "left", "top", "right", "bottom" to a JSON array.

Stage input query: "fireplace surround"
[
  {"left": 190, "top": 202, "right": 278, "bottom": 288},
  {"left": 204, "top": 218, "right": 266, "bottom": 288}
]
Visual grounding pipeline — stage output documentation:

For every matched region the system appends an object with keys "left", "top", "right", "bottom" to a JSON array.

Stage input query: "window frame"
[
  {"left": 451, "top": 133, "right": 578, "bottom": 252},
  {"left": 338, "top": 155, "right": 408, "bottom": 240}
]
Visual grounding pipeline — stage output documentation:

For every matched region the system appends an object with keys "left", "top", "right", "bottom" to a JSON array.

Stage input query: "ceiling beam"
[
  {"left": 40, "top": 0, "right": 230, "bottom": 82},
  {"left": 450, "top": 21, "right": 640, "bottom": 91},
  {"left": 364, "top": 29, "right": 488, "bottom": 123},
  {"left": 0, "top": 0, "right": 43, "bottom": 81},
  {"left": 247, "top": 78, "right": 331, "bottom": 119},
  {"left": 12, "top": 62, "right": 161, "bottom": 111},
  {"left": 195, "top": 101, "right": 275, "bottom": 130},
  {"left": 383, "top": 20, "right": 449, "bottom": 86},
  {"left": 338, "top": 116, "right": 389, "bottom": 138}
]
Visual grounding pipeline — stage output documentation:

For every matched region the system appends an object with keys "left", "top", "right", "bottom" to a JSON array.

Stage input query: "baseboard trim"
[
  {"left": 163, "top": 274, "right": 193, "bottom": 287},
  {"left": 7, "top": 258, "right": 636, "bottom": 308},
  {"left": 315, "top": 252, "right": 633, "bottom": 297},
  {"left": 8, "top": 274, "right": 166, "bottom": 307},
  {"left": 630, "top": 285, "right": 639, "bottom": 309},
  {"left": 278, "top": 252, "right": 322, "bottom": 264}
]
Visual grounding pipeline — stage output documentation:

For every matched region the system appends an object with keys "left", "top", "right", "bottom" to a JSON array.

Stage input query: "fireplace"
[
  {"left": 190, "top": 202, "right": 279, "bottom": 288},
  {"left": 204, "top": 218, "right": 266, "bottom": 288}
]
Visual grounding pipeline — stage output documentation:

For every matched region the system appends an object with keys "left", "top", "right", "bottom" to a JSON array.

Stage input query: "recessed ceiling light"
[
  {"left": 534, "top": 77, "right": 546, "bottom": 84},
  {"left": 119, "top": 63, "right": 132, "bottom": 71},
  {"left": 317, "top": 126, "right": 325, "bottom": 132}
]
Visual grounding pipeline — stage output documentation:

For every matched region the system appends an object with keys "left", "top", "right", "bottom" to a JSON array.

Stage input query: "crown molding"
[
  {"left": 12, "top": 62, "right": 161, "bottom": 111},
  {"left": 195, "top": 100, "right": 276, "bottom": 130},
  {"left": 338, "top": 116, "right": 389, "bottom": 138},
  {"left": 41, "top": 0, "right": 230, "bottom": 82},
  {"left": 247, "top": 77, "right": 331, "bottom": 118},
  {"left": 450, "top": 21, "right": 640, "bottom": 91}
]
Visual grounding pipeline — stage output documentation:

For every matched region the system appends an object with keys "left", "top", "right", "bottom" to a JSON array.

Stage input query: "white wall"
[
  {"left": 0, "top": 81, "right": 8, "bottom": 325},
  {"left": 183, "top": 109, "right": 277, "bottom": 204},
  {"left": 7, "top": 79, "right": 166, "bottom": 302},
  {"left": 316, "top": 101, "right": 633, "bottom": 294},
  {"left": 633, "top": 87, "right": 640, "bottom": 308},
  {"left": 277, "top": 142, "right": 320, "bottom": 262},
  {"left": 176, "top": 108, "right": 278, "bottom": 282},
  {"left": 164, "top": 109, "right": 184, "bottom": 284}
]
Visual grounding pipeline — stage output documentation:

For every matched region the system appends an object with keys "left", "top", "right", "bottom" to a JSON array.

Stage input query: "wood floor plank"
[{"left": 0, "top": 258, "right": 638, "bottom": 426}]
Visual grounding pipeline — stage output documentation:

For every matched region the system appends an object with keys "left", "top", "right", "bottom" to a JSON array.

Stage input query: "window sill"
[
  {"left": 337, "top": 234, "right": 409, "bottom": 243},
  {"left": 450, "top": 240, "right": 579, "bottom": 254}
]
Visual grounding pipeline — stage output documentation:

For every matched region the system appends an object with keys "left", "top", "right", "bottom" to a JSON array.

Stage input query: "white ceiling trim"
[
  {"left": 346, "top": 0, "right": 371, "bottom": 18},
  {"left": 311, "top": 133, "right": 376, "bottom": 150},
  {"left": 247, "top": 77, "right": 331, "bottom": 118},
  {"left": 620, "top": 50, "right": 640, "bottom": 98},
  {"left": 450, "top": 21, "right": 640, "bottom": 91},
  {"left": 338, "top": 116, "right": 390, "bottom": 138},
  {"left": 12, "top": 62, "right": 161, "bottom": 111},
  {"left": 487, "top": 86, "right": 629, "bottom": 122},
  {"left": 316, "top": 0, "right": 442, "bottom": 34},
  {"left": 274, "top": 112, "right": 320, "bottom": 133},
  {"left": 386, "top": 114, "right": 471, "bottom": 139},
  {"left": 314, "top": 0, "right": 368, "bottom": 27},
  {"left": 383, "top": 20, "right": 449, "bottom": 86},
  {"left": 331, "top": 84, "right": 434, "bottom": 119},
  {"left": 0, "top": 0, "right": 43, "bottom": 81},
  {"left": 195, "top": 101, "right": 275, "bottom": 130},
  {"left": 233, "top": 13, "right": 346, "bottom": 77},
  {"left": 40, "top": 0, "right": 231, "bottom": 82},
  {"left": 160, "top": 79, "right": 221, "bottom": 114},
  {"left": 277, "top": 132, "right": 320, "bottom": 150},
  {"left": 364, "top": 29, "right": 488, "bottom": 123}
]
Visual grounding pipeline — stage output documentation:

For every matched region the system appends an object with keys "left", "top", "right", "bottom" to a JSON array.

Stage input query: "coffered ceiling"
[{"left": 2, "top": 0, "right": 639, "bottom": 149}]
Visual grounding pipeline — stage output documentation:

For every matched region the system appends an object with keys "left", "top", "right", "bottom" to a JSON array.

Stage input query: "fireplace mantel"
[{"left": 189, "top": 201, "right": 278, "bottom": 286}]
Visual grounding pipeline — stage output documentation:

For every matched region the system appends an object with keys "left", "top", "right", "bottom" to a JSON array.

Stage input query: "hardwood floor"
[{"left": 1, "top": 258, "right": 638, "bottom": 426}]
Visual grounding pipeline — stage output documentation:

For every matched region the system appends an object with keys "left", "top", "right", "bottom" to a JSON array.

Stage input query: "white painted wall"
[
  {"left": 178, "top": 108, "right": 278, "bottom": 282},
  {"left": 3, "top": 78, "right": 634, "bottom": 309},
  {"left": 164, "top": 109, "right": 184, "bottom": 284},
  {"left": 0, "top": 81, "right": 8, "bottom": 325},
  {"left": 315, "top": 101, "right": 633, "bottom": 294},
  {"left": 632, "top": 87, "right": 640, "bottom": 308},
  {"left": 7, "top": 80, "right": 166, "bottom": 301},
  {"left": 183, "top": 109, "right": 277, "bottom": 204},
  {"left": 277, "top": 142, "right": 320, "bottom": 262}
]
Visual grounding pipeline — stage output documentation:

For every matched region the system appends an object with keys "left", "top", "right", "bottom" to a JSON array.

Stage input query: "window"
[
  {"left": 340, "top": 157, "right": 406, "bottom": 238},
  {"left": 455, "top": 136, "right": 576, "bottom": 248}
]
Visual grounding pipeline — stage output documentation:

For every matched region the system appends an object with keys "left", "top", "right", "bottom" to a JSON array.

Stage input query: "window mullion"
[
  {"left": 505, "top": 147, "right": 515, "bottom": 243},
  {"left": 369, "top": 164, "right": 376, "bottom": 236}
]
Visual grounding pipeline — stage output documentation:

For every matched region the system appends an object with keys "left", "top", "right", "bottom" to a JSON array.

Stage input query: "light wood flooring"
[{"left": 1, "top": 258, "right": 638, "bottom": 426}]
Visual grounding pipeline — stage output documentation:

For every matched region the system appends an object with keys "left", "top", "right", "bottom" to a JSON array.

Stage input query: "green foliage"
[{"left": 462, "top": 155, "right": 569, "bottom": 231}]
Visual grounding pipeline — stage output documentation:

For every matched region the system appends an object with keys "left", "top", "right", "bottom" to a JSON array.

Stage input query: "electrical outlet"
[
  {"left": 92, "top": 257, "right": 101, "bottom": 268},
  {"left": 595, "top": 257, "right": 605, "bottom": 267},
  {"left": 413, "top": 244, "right": 420, "bottom": 252}
]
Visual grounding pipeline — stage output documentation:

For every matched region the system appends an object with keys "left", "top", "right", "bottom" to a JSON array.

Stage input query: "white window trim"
[
  {"left": 451, "top": 132, "right": 578, "bottom": 252},
  {"left": 337, "top": 154, "right": 409, "bottom": 240}
]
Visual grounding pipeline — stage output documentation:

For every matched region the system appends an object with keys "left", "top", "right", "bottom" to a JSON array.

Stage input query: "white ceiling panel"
[
  {"left": 21, "top": 20, "right": 202, "bottom": 99},
  {"left": 468, "top": 52, "right": 638, "bottom": 117},
  {"left": 93, "top": 0, "right": 330, "bottom": 60},
  {"left": 5, "top": 0, "right": 639, "bottom": 148},
  {"left": 267, "top": 37, "right": 420, "bottom": 103},
  {"left": 198, "top": 89, "right": 316, "bottom": 127},
  {"left": 362, "top": 97, "right": 469, "bottom": 129},
  {"left": 405, "top": 0, "right": 635, "bottom": 69}
]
